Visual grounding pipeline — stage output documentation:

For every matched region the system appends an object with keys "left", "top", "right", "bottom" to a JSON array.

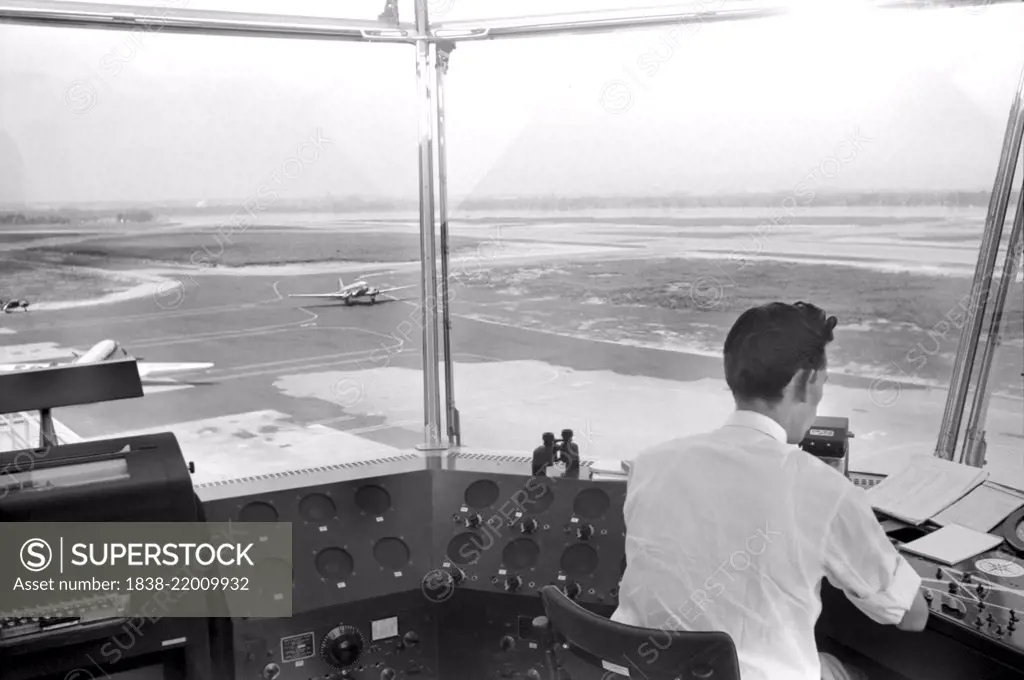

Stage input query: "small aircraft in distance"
[
  {"left": 289, "top": 277, "right": 415, "bottom": 306},
  {"left": 1, "top": 298, "right": 29, "bottom": 313},
  {"left": 0, "top": 339, "right": 214, "bottom": 382}
]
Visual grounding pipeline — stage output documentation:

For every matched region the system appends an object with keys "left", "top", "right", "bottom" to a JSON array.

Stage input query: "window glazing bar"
[
  {"left": 429, "top": 0, "right": 1019, "bottom": 41},
  {"left": 935, "top": 64, "right": 1024, "bottom": 461},
  {"left": 0, "top": 0, "right": 416, "bottom": 41}
]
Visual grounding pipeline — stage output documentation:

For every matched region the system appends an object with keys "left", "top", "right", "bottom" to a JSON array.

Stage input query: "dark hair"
[{"left": 723, "top": 301, "right": 837, "bottom": 403}]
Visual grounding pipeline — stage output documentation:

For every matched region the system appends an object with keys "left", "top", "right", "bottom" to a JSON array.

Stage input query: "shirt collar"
[{"left": 724, "top": 410, "right": 788, "bottom": 444}]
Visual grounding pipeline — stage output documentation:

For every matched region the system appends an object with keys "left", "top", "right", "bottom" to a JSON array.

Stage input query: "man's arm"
[{"left": 824, "top": 487, "right": 928, "bottom": 630}]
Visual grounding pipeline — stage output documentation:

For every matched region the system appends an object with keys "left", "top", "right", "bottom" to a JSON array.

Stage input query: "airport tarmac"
[{"left": 4, "top": 264, "right": 1022, "bottom": 488}]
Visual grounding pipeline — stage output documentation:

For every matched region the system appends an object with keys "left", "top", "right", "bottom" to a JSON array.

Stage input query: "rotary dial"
[{"left": 320, "top": 625, "right": 365, "bottom": 669}]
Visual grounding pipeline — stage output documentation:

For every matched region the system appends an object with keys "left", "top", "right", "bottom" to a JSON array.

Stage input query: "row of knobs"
[
  {"left": 463, "top": 513, "right": 595, "bottom": 540},
  {"left": 499, "top": 573, "right": 582, "bottom": 599},
  {"left": 925, "top": 587, "right": 1019, "bottom": 637}
]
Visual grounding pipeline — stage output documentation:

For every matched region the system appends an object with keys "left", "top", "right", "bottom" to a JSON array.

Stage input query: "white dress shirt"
[{"left": 611, "top": 411, "right": 921, "bottom": 680}]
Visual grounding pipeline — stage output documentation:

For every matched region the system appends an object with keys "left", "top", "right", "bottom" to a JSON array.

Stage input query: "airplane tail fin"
[{"left": 338, "top": 277, "right": 345, "bottom": 293}]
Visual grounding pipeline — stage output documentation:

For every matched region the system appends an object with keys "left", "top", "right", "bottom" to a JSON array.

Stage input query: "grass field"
[
  {"left": 23, "top": 230, "right": 483, "bottom": 269},
  {"left": 0, "top": 259, "right": 126, "bottom": 302},
  {"left": 463, "top": 256, "right": 1023, "bottom": 397}
]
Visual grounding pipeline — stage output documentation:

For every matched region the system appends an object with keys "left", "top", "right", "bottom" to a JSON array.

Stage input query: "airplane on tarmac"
[
  {"left": 0, "top": 339, "right": 214, "bottom": 382},
  {"left": 288, "top": 277, "right": 415, "bottom": 306},
  {"left": 1, "top": 298, "right": 29, "bottom": 313}
]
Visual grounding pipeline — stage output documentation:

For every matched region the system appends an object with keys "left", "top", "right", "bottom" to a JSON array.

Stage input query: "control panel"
[
  {"left": 915, "top": 552, "right": 1024, "bottom": 650},
  {"left": 431, "top": 470, "right": 626, "bottom": 608},
  {"left": 200, "top": 463, "right": 433, "bottom": 615},
  {"left": 437, "top": 591, "right": 553, "bottom": 680},
  {"left": 231, "top": 592, "right": 437, "bottom": 680}
]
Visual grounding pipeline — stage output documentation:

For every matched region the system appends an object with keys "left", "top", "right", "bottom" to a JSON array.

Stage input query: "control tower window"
[{"left": 1, "top": 2, "right": 1020, "bottom": 477}]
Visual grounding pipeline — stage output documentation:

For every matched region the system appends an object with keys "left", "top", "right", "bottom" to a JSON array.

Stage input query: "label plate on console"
[{"left": 281, "top": 631, "right": 315, "bottom": 662}]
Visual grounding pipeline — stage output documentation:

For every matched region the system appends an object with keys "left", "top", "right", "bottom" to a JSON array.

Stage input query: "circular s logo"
[{"left": 21, "top": 538, "right": 53, "bottom": 572}]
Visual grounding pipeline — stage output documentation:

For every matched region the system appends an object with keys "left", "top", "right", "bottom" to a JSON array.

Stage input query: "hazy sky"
[{"left": 1, "top": 1, "right": 1022, "bottom": 204}]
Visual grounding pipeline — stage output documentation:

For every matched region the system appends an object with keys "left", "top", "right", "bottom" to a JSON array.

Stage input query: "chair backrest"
[{"left": 539, "top": 586, "right": 741, "bottom": 680}]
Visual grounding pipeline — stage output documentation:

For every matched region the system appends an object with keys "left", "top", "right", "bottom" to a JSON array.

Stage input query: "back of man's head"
[{"left": 723, "top": 301, "right": 838, "bottom": 442}]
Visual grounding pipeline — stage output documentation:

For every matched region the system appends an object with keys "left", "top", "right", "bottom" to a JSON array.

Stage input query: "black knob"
[
  {"left": 947, "top": 582, "right": 957, "bottom": 594},
  {"left": 499, "top": 635, "right": 515, "bottom": 651},
  {"left": 987, "top": 612, "right": 994, "bottom": 622},
  {"left": 504, "top": 575, "right": 523, "bottom": 592},
  {"left": 262, "top": 664, "right": 281, "bottom": 680},
  {"left": 564, "top": 581, "right": 581, "bottom": 599},
  {"left": 923, "top": 591, "right": 933, "bottom": 602},
  {"left": 403, "top": 631, "right": 419, "bottom": 647},
  {"left": 465, "top": 514, "right": 482, "bottom": 528},
  {"left": 975, "top": 617, "right": 984, "bottom": 627},
  {"left": 321, "top": 625, "right": 365, "bottom": 668},
  {"left": 1008, "top": 621, "right": 1016, "bottom": 631},
  {"left": 979, "top": 600, "right": 987, "bottom": 611},
  {"left": 576, "top": 524, "right": 594, "bottom": 540},
  {"left": 1010, "top": 610, "right": 1019, "bottom": 621},
  {"left": 935, "top": 568, "right": 943, "bottom": 579},
  {"left": 448, "top": 566, "right": 466, "bottom": 584},
  {"left": 381, "top": 669, "right": 396, "bottom": 680},
  {"left": 996, "top": 625, "right": 1005, "bottom": 636},
  {"left": 520, "top": 518, "right": 538, "bottom": 534}
]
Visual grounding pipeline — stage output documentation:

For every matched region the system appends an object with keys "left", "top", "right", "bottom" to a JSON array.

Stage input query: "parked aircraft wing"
[
  {"left": 377, "top": 285, "right": 416, "bottom": 294},
  {"left": 137, "top": 362, "right": 214, "bottom": 378},
  {"left": 0, "top": 361, "right": 60, "bottom": 372}
]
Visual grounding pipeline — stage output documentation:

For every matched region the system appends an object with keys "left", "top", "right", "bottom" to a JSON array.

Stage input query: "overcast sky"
[{"left": 1, "top": 1, "right": 1022, "bottom": 204}]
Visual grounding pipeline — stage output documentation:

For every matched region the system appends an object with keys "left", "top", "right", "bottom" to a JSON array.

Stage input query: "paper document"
[
  {"left": 932, "top": 481, "right": 1024, "bottom": 533},
  {"left": 900, "top": 524, "right": 1005, "bottom": 566},
  {"left": 589, "top": 459, "right": 629, "bottom": 476},
  {"left": 866, "top": 454, "right": 988, "bottom": 525}
]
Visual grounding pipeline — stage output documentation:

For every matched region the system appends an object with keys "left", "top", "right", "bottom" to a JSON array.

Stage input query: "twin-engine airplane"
[
  {"left": 0, "top": 339, "right": 214, "bottom": 382},
  {"left": 289, "top": 277, "right": 414, "bottom": 305}
]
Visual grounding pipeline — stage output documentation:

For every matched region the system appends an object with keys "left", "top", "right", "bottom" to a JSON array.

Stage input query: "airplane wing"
[
  {"left": 137, "top": 362, "right": 214, "bottom": 378},
  {"left": 288, "top": 291, "right": 353, "bottom": 299},
  {"left": 377, "top": 285, "right": 417, "bottom": 294},
  {"left": 0, "top": 362, "right": 56, "bottom": 372}
]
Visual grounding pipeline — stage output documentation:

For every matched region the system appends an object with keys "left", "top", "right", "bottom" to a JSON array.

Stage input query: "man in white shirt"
[{"left": 612, "top": 301, "right": 929, "bottom": 680}]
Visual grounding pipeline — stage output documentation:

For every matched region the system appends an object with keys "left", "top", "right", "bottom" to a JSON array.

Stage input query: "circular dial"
[
  {"left": 975, "top": 558, "right": 1024, "bottom": 578},
  {"left": 320, "top": 625, "right": 365, "bottom": 669},
  {"left": 1001, "top": 508, "right": 1024, "bottom": 554}
]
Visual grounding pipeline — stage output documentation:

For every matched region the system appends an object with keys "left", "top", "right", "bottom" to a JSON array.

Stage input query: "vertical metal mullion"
[
  {"left": 435, "top": 41, "right": 460, "bottom": 447},
  {"left": 960, "top": 177, "right": 1024, "bottom": 467},
  {"left": 935, "top": 65, "right": 1024, "bottom": 460},
  {"left": 414, "top": 0, "right": 443, "bottom": 454}
]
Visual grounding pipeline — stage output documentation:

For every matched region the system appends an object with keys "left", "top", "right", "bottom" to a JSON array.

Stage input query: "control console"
[
  {"left": 820, "top": 523, "right": 1024, "bottom": 678},
  {"left": 432, "top": 458, "right": 626, "bottom": 608},
  {"left": 233, "top": 592, "right": 437, "bottom": 680}
]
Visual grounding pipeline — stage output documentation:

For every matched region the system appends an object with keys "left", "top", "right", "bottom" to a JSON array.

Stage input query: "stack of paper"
[
  {"left": 900, "top": 524, "right": 1005, "bottom": 566},
  {"left": 932, "top": 481, "right": 1024, "bottom": 533},
  {"left": 866, "top": 454, "right": 989, "bottom": 525},
  {"left": 589, "top": 459, "right": 630, "bottom": 482}
]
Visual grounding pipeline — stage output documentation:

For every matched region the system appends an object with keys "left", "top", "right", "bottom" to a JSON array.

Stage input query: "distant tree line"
[
  {"left": 116, "top": 210, "right": 153, "bottom": 222},
  {"left": 0, "top": 209, "right": 153, "bottom": 225},
  {"left": 3, "top": 191, "right": 1016, "bottom": 221},
  {"left": 0, "top": 212, "right": 71, "bottom": 225}
]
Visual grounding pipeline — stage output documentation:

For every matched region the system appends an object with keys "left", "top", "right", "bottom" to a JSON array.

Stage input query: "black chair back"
[{"left": 537, "top": 585, "right": 741, "bottom": 680}]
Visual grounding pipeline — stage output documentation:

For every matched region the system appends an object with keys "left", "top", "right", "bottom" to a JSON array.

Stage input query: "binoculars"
[{"left": 531, "top": 429, "right": 581, "bottom": 477}]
